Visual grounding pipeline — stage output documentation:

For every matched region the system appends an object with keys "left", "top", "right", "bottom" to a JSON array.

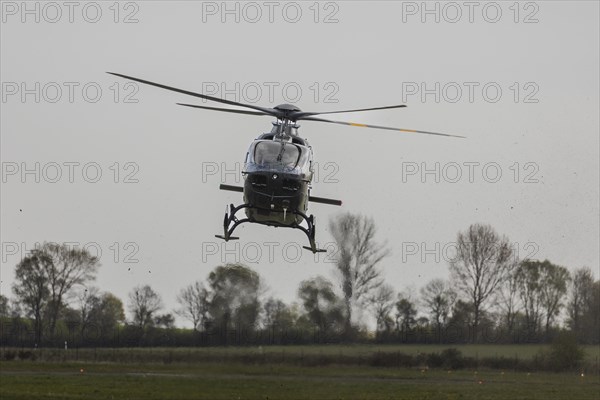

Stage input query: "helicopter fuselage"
[
  {"left": 242, "top": 127, "right": 314, "bottom": 227},
  {"left": 216, "top": 119, "right": 340, "bottom": 252}
]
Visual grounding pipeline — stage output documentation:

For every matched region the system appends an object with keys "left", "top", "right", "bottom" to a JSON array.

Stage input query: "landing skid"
[{"left": 215, "top": 203, "right": 327, "bottom": 254}]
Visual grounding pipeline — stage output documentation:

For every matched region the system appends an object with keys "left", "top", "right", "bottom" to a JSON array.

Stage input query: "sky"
[{"left": 1, "top": 1, "right": 598, "bottom": 327}]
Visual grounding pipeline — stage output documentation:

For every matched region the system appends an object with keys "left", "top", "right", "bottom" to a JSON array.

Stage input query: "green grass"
[
  {"left": 2, "top": 345, "right": 599, "bottom": 399},
  {"left": 1, "top": 361, "right": 599, "bottom": 400}
]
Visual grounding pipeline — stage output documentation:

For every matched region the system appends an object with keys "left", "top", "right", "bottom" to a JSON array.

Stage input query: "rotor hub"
[{"left": 273, "top": 103, "right": 302, "bottom": 113}]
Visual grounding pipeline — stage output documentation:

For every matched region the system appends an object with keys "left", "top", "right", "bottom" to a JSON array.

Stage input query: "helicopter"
[{"left": 107, "top": 72, "right": 464, "bottom": 253}]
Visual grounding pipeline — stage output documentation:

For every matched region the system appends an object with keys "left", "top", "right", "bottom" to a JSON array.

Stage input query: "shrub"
[
  {"left": 2, "top": 350, "right": 16, "bottom": 361},
  {"left": 370, "top": 351, "right": 416, "bottom": 367},
  {"left": 17, "top": 350, "right": 36, "bottom": 361},
  {"left": 547, "top": 332, "right": 585, "bottom": 371},
  {"left": 426, "top": 352, "right": 444, "bottom": 368},
  {"left": 440, "top": 348, "right": 464, "bottom": 369}
]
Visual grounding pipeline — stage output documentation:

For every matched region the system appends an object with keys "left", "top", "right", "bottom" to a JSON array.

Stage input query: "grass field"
[
  {"left": 1, "top": 345, "right": 599, "bottom": 399},
  {"left": 2, "top": 361, "right": 599, "bottom": 400}
]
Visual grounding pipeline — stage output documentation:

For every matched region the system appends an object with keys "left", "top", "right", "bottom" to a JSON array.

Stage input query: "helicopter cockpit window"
[{"left": 253, "top": 141, "right": 300, "bottom": 169}]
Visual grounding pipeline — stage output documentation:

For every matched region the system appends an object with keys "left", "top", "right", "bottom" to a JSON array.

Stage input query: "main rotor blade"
[
  {"left": 107, "top": 72, "right": 279, "bottom": 116},
  {"left": 302, "top": 117, "right": 465, "bottom": 138},
  {"left": 291, "top": 104, "right": 407, "bottom": 119},
  {"left": 177, "top": 103, "right": 272, "bottom": 116}
]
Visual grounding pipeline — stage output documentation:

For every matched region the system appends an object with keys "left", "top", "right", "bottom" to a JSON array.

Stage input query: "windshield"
[{"left": 253, "top": 141, "right": 300, "bottom": 169}]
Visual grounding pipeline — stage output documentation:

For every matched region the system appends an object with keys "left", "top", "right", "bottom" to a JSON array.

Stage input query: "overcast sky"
[{"left": 1, "top": 1, "right": 598, "bottom": 327}]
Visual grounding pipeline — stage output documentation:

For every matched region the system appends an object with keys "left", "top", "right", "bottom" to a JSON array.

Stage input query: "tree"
[
  {"left": 517, "top": 260, "right": 544, "bottom": 340},
  {"left": 329, "top": 212, "right": 389, "bottom": 334},
  {"left": 77, "top": 286, "right": 101, "bottom": 338},
  {"left": 74, "top": 289, "right": 124, "bottom": 343},
  {"left": 447, "top": 300, "right": 474, "bottom": 342},
  {"left": 0, "top": 294, "right": 9, "bottom": 318},
  {"left": 537, "top": 261, "right": 569, "bottom": 336},
  {"left": 420, "top": 279, "right": 456, "bottom": 338},
  {"left": 368, "top": 284, "right": 395, "bottom": 333},
  {"left": 263, "top": 297, "right": 295, "bottom": 330},
  {"left": 567, "top": 267, "right": 594, "bottom": 337},
  {"left": 96, "top": 293, "right": 125, "bottom": 339},
  {"left": 154, "top": 313, "right": 175, "bottom": 329},
  {"left": 12, "top": 251, "right": 51, "bottom": 344},
  {"left": 8, "top": 299, "right": 22, "bottom": 318},
  {"left": 176, "top": 281, "right": 210, "bottom": 331},
  {"left": 298, "top": 276, "right": 345, "bottom": 333},
  {"left": 207, "top": 264, "right": 262, "bottom": 335},
  {"left": 128, "top": 285, "right": 163, "bottom": 330},
  {"left": 39, "top": 243, "right": 100, "bottom": 336},
  {"left": 449, "top": 223, "right": 513, "bottom": 342},
  {"left": 496, "top": 259, "right": 521, "bottom": 336},
  {"left": 395, "top": 294, "right": 417, "bottom": 334},
  {"left": 517, "top": 260, "right": 570, "bottom": 340},
  {"left": 582, "top": 281, "right": 600, "bottom": 343}
]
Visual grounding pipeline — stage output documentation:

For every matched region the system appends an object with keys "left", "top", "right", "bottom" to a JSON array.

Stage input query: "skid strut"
[{"left": 215, "top": 204, "right": 326, "bottom": 253}]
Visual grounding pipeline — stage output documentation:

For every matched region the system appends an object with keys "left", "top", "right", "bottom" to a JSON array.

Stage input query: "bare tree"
[
  {"left": 77, "top": 286, "right": 101, "bottom": 337},
  {"left": 517, "top": 260, "right": 544, "bottom": 339},
  {"left": 368, "top": 284, "right": 395, "bottom": 333},
  {"left": 420, "top": 278, "right": 456, "bottom": 336},
  {"left": 449, "top": 223, "right": 513, "bottom": 342},
  {"left": 329, "top": 212, "right": 389, "bottom": 334},
  {"left": 128, "top": 285, "right": 163, "bottom": 330},
  {"left": 496, "top": 259, "right": 521, "bottom": 335},
  {"left": 517, "top": 260, "right": 570, "bottom": 339},
  {"left": 176, "top": 281, "right": 210, "bottom": 331},
  {"left": 538, "top": 260, "right": 569, "bottom": 336},
  {"left": 567, "top": 267, "right": 594, "bottom": 335},
  {"left": 40, "top": 242, "right": 100, "bottom": 335}
]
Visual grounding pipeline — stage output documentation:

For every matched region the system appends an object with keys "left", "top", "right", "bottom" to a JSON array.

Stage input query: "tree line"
[{"left": 1, "top": 215, "right": 598, "bottom": 347}]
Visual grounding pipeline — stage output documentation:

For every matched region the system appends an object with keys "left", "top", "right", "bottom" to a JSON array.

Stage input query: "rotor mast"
[{"left": 271, "top": 103, "right": 302, "bottom": 139}]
